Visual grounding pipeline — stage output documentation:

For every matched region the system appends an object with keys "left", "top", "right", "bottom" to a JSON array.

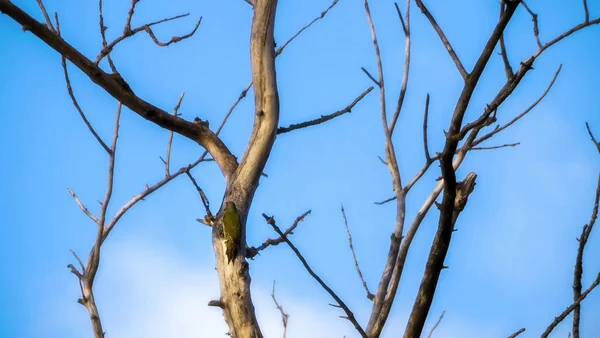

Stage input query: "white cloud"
[
  {"left": 46, "top": 239, "right": 354, "bottom": 338},
  {"left": 44, "top": 239, "right": 509, "bottom": 338}
]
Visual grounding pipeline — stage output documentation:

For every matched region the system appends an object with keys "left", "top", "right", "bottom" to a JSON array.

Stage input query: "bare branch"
[
  {"left": 77, "top": 103, "right": 121, "bottom": 338},
  {"left": 423, "top": 94, "right": 431, "bottom": 161},
  {"left": 534, "top": 19, "right": 600, "bottom": 59},
  {"left": 507, "top": 328, "right": 526, "bottom": 338},
  {"left": 404, "top": 159, "right": 437, "bottom": 194},
  {"left": 98, "top": 103, "right": 121, "bottom": 227},
  {"left": 427, "top": 310, "right": 445, "bottom": 338},
  {"left": 67, "top": 189, "right": 99, "bottom": 224},
  {"left": 247, "top": 210, "right": 311, "bottom": 258},
  {"left": 271, "top": 281, "right": 289, "bottom": 338},
  {"left": 363, "top": 2, "right": 408, "bottom": 334},
  {"left": 572, "top": 172, "right": 600, "bottom": 338},
  {"left": 164, "top": 93, "right": 185, "bottom": 176},
  {"left": 499, "top": 2, "right": 514, "bottom": 79},
  {"left": 472, "top": 64, "right": 561, "bottom": 148},
  {"left": 0, "top": 1, "right": 238, "bottom": 177},
  {"left": 541, "top": 272, "right": 600, "bottom": 338},
  {"left": 124, "top": 0, "right": 139, "bottom": 32},
  {"left": 61, "top": 55, "right": 111, "bottom": 154},
  {"left": 363, "top": 0, "right": 387, "bottom": 135},
  {"left": 374, "top": 195, "right": 397, "bottom": 205},
  {"left": 389, "top": 0, "right": 412, "bottom": 135},
  {"left": 220, "top": 83, "right": 253, "bottom": 136},
  {"left": 585, "top": 122, "right": 600, "bottom": 153},
  {"left": 341, "top": 204, "right": 374, "bottom": 301},
  {"left": 142, "top": 17, "right": 202, "bottom": 47},
  {"left": 368, "top": 3, "right": 600, "bottom": 336},
  {"left": 225, "top": 0, "right": 341, "bottom": 129},
  {"left": 583, "top": 0, "right": 590, "bottom": 23},
  {"left": 185, "top": 169, "right": 214, "bottom": 225},
  {"left": 372, "top": 3, "right": 520, "bottom": 335},
  {"left": 35, "top": 0, "right": 54, "bottom": 32},
  {"left": 414, "top": 0, "right": 468, "bottom": 80},
  {"left": 96, "top": 6, "right": 201, "bottom": 65},
  {"left": 361, "top": 67, "right": 381, "bottom": 87},
  {"left": 470, "top": 142, "right": 520, "bottom": 151},
  {"left": 262, "top": 214, "right": 367, "bottom": 337},
  {"left": 69, "top": 249, "right": 86, "bottom": 275},
  {"left": 103, "top": 156, "right": 207, "bottom": 241},
  {"left": 403, "top": 173, "right": 477, "bottom": 338},
  {"left": 394, "top": 2, "right": 407, "bottom": 35},
  {"left": 98, "top": 0, "right": 117, "bottom": 73},
  {"left": 275, "top": 0, "right": 340, "bottom": 56},
  {"left": 520, "top": 1, "right": 543, "bottom": 48},
  {"left": 277, "top": 87, "right": 374, "bottom": 134}
]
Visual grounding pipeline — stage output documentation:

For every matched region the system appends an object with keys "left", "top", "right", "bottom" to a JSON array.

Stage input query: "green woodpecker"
[{"left": 222, "top": 201, "right": 242, "bottom": 264}]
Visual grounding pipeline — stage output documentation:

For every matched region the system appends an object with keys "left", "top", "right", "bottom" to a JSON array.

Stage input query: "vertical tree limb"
[
  {"left": 571, "top": 124, "right": 600, "bottom": 338},
  {"left": 211, "top": 1, "right": 280, "bottom": 337}
]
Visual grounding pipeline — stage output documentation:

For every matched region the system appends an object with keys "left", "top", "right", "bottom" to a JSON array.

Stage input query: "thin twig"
[
  {"left": 1, "top": 1, "right": 239, "bottom": 177},
  {"left": 414, "top": 0, "right": 468, "bottom": 80},
  {"left": 275, "top": 0, "right": 340, "bottom": 56},
  {"left": 262, "top": 214, "right": 367, "bottom": 338},
  {"left": 277, "top": 87, "right": 374, "bottom": 134},
  {"left": 394, "top": 2, "right": 407, "bottom": 35},
  {"left": 363, "top": 2, "right": 408, "bottom": 335},
  {"left": 403, "top": 5, "right": 519, "bottom": 337},
  {"left": 427, "top": 310, "right": 445, "bottom": 338},
  {"left": 470, "top": 142, "right": 520, "bottom": 151},
  {"left": 35, "top": 0, "right": 55, "bottom": 32},
  {"left": 60, "top": 54, "right": 111, "bottom": 154},
  {"left": 164, "top": 93, "right": 185, "bottom": 176},
  {"left": 67, "top": 189, "right": 99, "bottom": 224},
  {"left": 95, "top": 8, "right": 201, "bottom": 65},
  {"left": 507, "top": 328, "right": 526, "bottom": 338},
  {"left": 361, "top": 67, "right": 381, "bottom": 87},
  {"left": 341, "top": 204, "right": 374, "bottom": 300},
  {"left": 185, "top": 169, "right": 214, "bottom": 225},
  {"left": 98, "top": 0, "right": 117, "bottom": 73},
  {"left": 423, "top": 94, "right": 431, "bottom": 161},
  {"left": 98, "top": 103, "right": 120, "bottom": 226},
  {"left": 73, "top": 102, "right": 121, "bottom": 338},
  {"left": 583, "top": 0, "right": 590, "bottom": 23},
  {"left": 378, "top": 60, "right": 561, "bottom": 205},
  {"left": 499, "top": 2, "right": 514, "bottom": 79},
  {"left": 69, "top": 249, "right": 86, "bottom": 274},
  {"left": 572, "top": 171, "right": 600, "bottom": 338},
  {"left": 142, "top": 17, "right": 202, "bottom": 47},
  {"left": 388, "top": 0, "right": 412, "bottom": 135},
  {"left": 271, "top": 281, "right": 289, "bottom": 338},
  {"left": 472, "top": 64, "right": 562, "bottom": 148},
  {"left": 124, "top": 0, "right": 139, "bottom": 32},
  {"left": 520, "top": 1, "right": 543, "bottom": 48},
  {"left": 219, "top": 83, "right": 252, "bottom": 135},
  {"left": 223, "top": 0, "right": 341, "bottom": 134},
  {"left": 541, "top": 273, "right": 600, "bottom": 338},
  {"left": 247, "top": 210, "right": 311, "bottom": 258},
  {"left": 585, "top": 122, "right": 600, "bottom": 153},
  {"left": 102, "top": 156, "right": 207, "bottom": 242}
]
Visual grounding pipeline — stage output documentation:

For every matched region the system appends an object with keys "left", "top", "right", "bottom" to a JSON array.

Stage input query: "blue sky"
[{"left": 1, "top": 0, "right": 600, "bottom": 337}]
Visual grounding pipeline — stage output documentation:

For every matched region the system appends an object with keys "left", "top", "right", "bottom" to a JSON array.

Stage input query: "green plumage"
[{"left": 222, "top": 201, "right": 242, "bottom": 264}]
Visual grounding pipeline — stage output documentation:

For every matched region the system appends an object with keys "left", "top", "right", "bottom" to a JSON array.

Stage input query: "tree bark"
[{"left": 211, "top": 1, "right": 280, "bottom": 337}]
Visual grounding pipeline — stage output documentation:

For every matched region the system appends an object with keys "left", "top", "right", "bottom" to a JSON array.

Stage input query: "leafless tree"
[{"left": 1, "top": 0, "right": 599, "bottom": 337}]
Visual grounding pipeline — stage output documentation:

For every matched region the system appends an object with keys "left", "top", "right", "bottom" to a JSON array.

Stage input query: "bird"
[{"left": 222, "top": 201, "right": 241, "bottom": 264}]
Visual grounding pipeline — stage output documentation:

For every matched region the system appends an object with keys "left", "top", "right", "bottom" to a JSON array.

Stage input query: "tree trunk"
[{"left": 211, "top": 1, "right": 280, "bottom": 337}]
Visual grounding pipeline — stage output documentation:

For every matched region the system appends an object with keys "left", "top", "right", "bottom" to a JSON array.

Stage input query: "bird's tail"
[{"left": 226, "top": 241, "right": 237, "bottom": 264}]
